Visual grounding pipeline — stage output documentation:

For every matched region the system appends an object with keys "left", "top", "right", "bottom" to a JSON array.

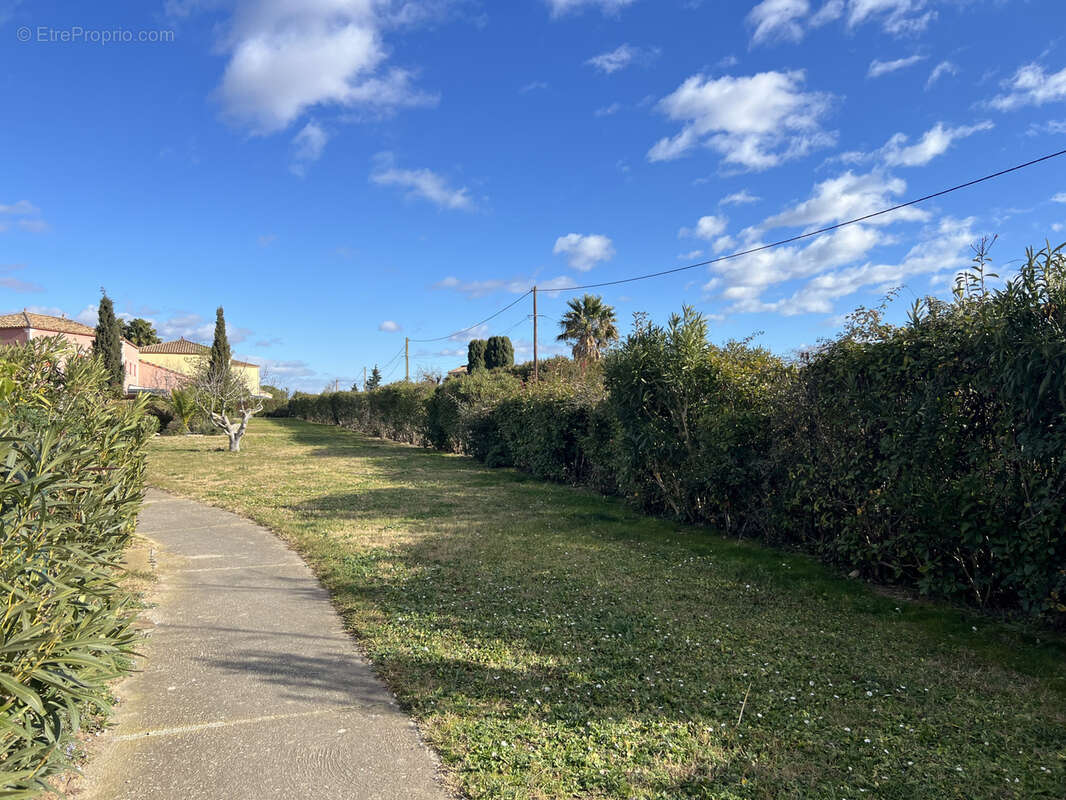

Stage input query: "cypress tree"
[
  {"left": 209, "top": 306, "right": 231, "bottom": 379},
  {"left": 467, "top": 339, "right": 486, "bottom": 372},
  {"left": 93, "top": 292, "right": 124, "bottom": 394},
  {"left": 484, "top": 336, "right": 514, "bottom": 369},
  {"left": 366, "top": 365, "right": 382, "bottom": 390}
]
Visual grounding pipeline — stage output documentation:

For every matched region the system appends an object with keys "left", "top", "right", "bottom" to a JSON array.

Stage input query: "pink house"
[{"left": 0, "top": 310, "right": 186, "bottom": 395}]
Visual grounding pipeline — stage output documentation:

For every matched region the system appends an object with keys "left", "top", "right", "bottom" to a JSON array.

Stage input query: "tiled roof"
[
  {"left": 0, "top": 310, "right": 96, "bottom": 336},
  {"left": 140, "top": 338, "right": 209, "bottom": 355},
  {"left": 140, "top": 338, "right": 258, "bottom": 368}
]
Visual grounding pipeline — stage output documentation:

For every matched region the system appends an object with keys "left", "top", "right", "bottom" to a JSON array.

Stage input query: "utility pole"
[
  {"left": 405, "top": 337, "right": 410, "bottom": 382},
  {"left": 532, "top": 286, "right": 538, "bottom": 382},
  {"left": 363, "top": 366, "right": 367, "bottom": 391}
]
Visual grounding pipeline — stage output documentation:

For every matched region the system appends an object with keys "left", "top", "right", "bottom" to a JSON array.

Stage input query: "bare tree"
[{"left": 191, "top": 357, "right": 263, "bottom": 452}]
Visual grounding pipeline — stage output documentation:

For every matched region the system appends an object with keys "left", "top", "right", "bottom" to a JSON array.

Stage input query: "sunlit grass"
[{"left": 147, "top": 419, "right": 1066, "bottom": 799}]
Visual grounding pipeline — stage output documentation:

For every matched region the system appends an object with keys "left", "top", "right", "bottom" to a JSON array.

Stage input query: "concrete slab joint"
[{"left": 80, "top": 489, "right": 447, "bottom": 800}]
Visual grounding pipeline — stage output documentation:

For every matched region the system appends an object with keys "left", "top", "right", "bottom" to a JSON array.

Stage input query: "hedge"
[
  {"left": 291, "top": 243, "right": 1066, "bottom": 624},
  {"left": 1, "top": 338, "right": 150, "bottom": 797}
]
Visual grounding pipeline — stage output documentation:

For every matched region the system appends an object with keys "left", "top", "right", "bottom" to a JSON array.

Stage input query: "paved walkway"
[{"left": 81, "top": 490, "right": 447, "bottom": 800}]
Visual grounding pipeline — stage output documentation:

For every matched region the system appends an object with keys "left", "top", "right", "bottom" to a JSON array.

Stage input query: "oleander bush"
[
  {"left": 291, "top": 242, "right": 1066, "bottom": 624},
  {"left": 604, "top": 307, "right": 788, "bottom": 535},
  {"left": 774, "top": 242, "right": 1066, "bottom": 618},
  {"left": 0, "top": 338, "right": 150, "bottom": 797}
]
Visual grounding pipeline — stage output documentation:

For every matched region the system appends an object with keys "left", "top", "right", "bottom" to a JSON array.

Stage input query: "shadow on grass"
[{"left": 155, "top": 419, "right": 1066, "bottom": 797}]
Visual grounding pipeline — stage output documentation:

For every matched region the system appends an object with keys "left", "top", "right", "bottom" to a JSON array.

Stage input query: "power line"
[
  {"left": 390, "top": 146, "right": 1066, "bottom": 361},
  {"left": 553, "top": 147, "right": 1066, "bottom": 292},
  {"left": 408, "top": 291, "right": 532, "bottom": 343}
]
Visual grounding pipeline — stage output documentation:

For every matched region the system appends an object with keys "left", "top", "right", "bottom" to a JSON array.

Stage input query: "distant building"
[
  {"left": 0, "top": 311, "right": 260, "bottom": 397},
  {"left": 447, "top": 365, "right": 468, "bottom": 379},
  {"left": 140, "top": 338, "right": 262, "bottom": 396}
]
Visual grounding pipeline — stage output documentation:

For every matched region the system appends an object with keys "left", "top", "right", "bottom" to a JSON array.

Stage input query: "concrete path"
[{"left": 81, "top": 490, "right": 447, "bottom": 800}]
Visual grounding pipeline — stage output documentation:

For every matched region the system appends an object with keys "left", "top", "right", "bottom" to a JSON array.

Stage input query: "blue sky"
[{"left": 2, "top": 0, "right": 1065, "bottom": 390}]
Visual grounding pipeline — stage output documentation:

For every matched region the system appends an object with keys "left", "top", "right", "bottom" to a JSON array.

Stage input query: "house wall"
[
  {"left": 139, "top": 352, "right": 260, "bottom": 394},
  {"left": 120, "top": 341, "right": 140, "bottom": 392},
  {"left": 28, "top": 328, "right": 95, "bottom": 351},
  {"left": 0, "top": 328, "right": 28, "bottom": 346},
  {"left": 138, "top": 360, "right": 189, "bottom": 393}
]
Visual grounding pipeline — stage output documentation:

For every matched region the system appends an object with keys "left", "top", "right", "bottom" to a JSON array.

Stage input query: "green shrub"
[
  {"left": 495, "top": 374, "right": 607, "bottom": 484},
  {"left": 289, "top": 243, "right": 1066, "bottom": 623},
  {"left": 604, "top": 307, "right": 785, "bottom": 532},
  {"left": 0, "top": 338, "right": 149, "bottom": 795},
  {"left": 144, "top": 397, "right": 174, "bottom": 431},
  {"left": 775, "top": 243, "right": 1066, "bottom": 618},
  {"left": 425, "top": 370, "right": 522, "bottom": 459}
]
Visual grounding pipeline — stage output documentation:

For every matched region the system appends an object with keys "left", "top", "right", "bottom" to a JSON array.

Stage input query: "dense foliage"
[
  {"left": 483, "top": 336, "right": 514, "bottom": 369},
  {"left": 466, "top": 339, "right": 486, "bottom": 373},
  {"left": 121, "top": 318, "right": 160, "bottom": 348},
  {"left": 0, "top": 339, "right": 150, "bottom": 796},
  {"left": 774, "top": 243, "right": 1066, "bottom": 617},
  {"left": 291, "top": 244, "right": 1066, "bottom": 624}
]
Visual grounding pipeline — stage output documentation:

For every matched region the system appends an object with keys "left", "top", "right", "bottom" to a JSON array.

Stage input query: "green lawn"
[{"left": 147, "top": 418, "right": 1065, "bottom": 799}]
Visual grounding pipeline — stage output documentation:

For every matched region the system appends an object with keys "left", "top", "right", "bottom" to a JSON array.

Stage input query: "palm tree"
[
  {"left": 556, "top": 294, "right": 619, "bottom": 362},
  {"left": 170, "top": 388, "right": 197, "bottom": 433}
]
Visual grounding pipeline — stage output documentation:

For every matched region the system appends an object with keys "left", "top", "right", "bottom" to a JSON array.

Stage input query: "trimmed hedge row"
[
  {"left": 1, "top": 339, "right": 151, "bottom": 797},
  {"left": 291, "top": 244, "right": 1066, "bottom": 623}
]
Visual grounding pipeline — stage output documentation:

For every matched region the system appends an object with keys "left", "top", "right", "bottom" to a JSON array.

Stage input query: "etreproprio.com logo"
[{"left": 16, "top": 25, "right": 175, "bottom": 44}]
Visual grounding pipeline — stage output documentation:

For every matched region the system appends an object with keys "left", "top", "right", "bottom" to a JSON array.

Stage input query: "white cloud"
[
  {"left": 520, "top": 80, "right": 549, "bottom": 93},
  {"left": 841, "top": 121, "right": 994, "bottom": 168},
  {"left": 433, "top": 274, "right": 573, "bottom": 298},
  {"left": 747, "top": 0, "right": 810, "bottom": 46},
  {"left": 679, "top": 215, "right": 728, "bottom": 240},
  {"left": 1027, "top": 119, "right": 1066, "bottom": 136},
  {"left": 0, "top": 264, "right": 42, "bottom": 293},
  {"left": 370, "top": 153, "right": 474, "bottom": 211},
  {"left": 747, "top": 0, "right": 937, "bottom": 46},
  {"left": 926, "top": 60, "right": 959, "bottom": 89},
  {"left": 0, "top": 200, "right": 46, "bottom": 234},
  {"left": 868, "top": 54, "right": 924, "bottom": 78},
  {"left": 846, "top": 0, "right": 935, "bottom": 34},
  {"left": 706, "top": 224, "right": 890, "bottom": 308},
  {"left": 595, "top": 102, "right": 623, "bottom": 117},
  {"left": 289, "top": 121, "right": 329, "bottom": 176},
  {"left": 257, "top": 233, "right": 277, "bottom": 247},
  {"left": 553, "top": 233, "right": 615, "bottom": 271},
  {"left": 1052, "top": 193, "right": 1066, "bottom": 203},
  {"left": 746, "top": 217, "right": 975, "bottom": 315},
  {"left": 720, "top": 189, "right": 761, "bottom": 206},
  {"left": 241, "top": 356, "right": 316, "bottom": 380},
  {"left": 759, "top": 169, "right": 928, "bottom": 233},
  {"left": 988, "top": 63, "right": 1066, "bottom": 111},
  {"left": 545, "top": 0, "right": 637, "bottom": 17},
  {"left": 206, "top": 0, "right": 438, "bottom": 134},
  {"left": 155, "top": 313, "right": 252, "bottom": 345},
  {"left": 586, "top": 43, "right": 659, "bottom": 74},
  {"left": 648, "top": 70, "right": 834, "bottom": 170},
  {"left": 878, "top": 121, "right": 992, "bottom": 166},
  {"left": 0, "top": 200, "right": 39, "bottom": 215},
  {"left": 379, "top": 320, "right": 401, "bottom": 332}
]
